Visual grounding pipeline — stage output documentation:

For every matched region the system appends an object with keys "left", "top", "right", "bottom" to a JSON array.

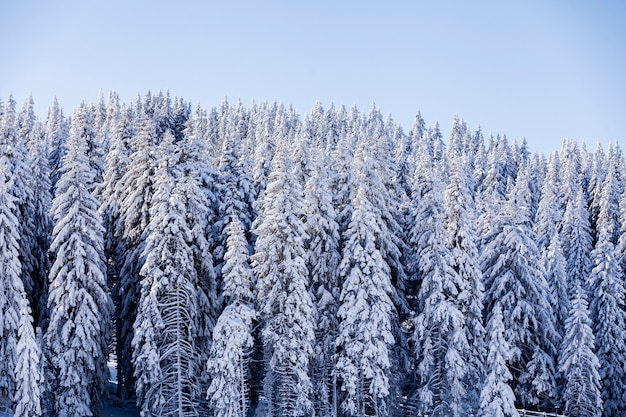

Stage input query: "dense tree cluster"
[{"left": 0, "top": 91, "right": 624, "bottom": 417}]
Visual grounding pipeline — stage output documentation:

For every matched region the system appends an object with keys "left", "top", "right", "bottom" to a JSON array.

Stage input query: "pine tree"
[
  {"left": 44, "top": 109, "right": 113, "bottom": 417},
  {"left": 132, "top": 133, "right": 204, "bottom": 417},
  {"left": 409, "top": 152, "right": 469, "bottom": 417},
  {"left": 0, "top": 162, "right": 24, "bottom": 410},
  {"left": 481, "top": 168, "right": 558, "bottom": 409},
  {"left": 100, "top": 105, "right": 135, "bottom": 396},
  {"left": 115, "top": 112, "right": 159, "bottom": 398},
  {"left": 207, "top": 303, "right": 255, "bottom": 417},
  {"left": 14, "top": 296, "right": 42, "bottom": 417},
  {"left": 304, "top": 151, "right": 341, "bottom": 417},
  {"left": 44, "top": 97, "right": 68, "bottom": 189},
  {"left": 444, "top": 155, "right": 485, "bottom": 413},
  {"left": 174, "top": 124, "right": 219, "bottom": 408},
  {"left": 0, "top": 95, "right": 38, "bottom": 322},
  {"left": 558, "top": 279, "right": 602, "bottom": 417},
  {"left": 336, "top": 142, "right": 396, "bottom": 417},
  {"left": 252, "top": 143, "right": 315, "bottom": 417},
  {"left": 26, "top": 126, "right": 53, "bottom": 330},
  {"left": 478, "top": 303, "right": 519, "bottom": 417},
  {"left": 588, "top": 170, "right": 626, "bottom": 417},
  {"left": 562, "top": 189, "right": 593, "bottom": 294},
  {"left": 207, "top": 216, "right": 256, "bottom": 417}
]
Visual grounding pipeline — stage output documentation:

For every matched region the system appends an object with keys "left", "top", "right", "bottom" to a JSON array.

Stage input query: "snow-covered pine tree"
[
  {"left": 481, "top": 167, "right": 558, "bottom": 410},
  {"left": 444, "top": 154, "right": 486, "bottom": 414},
  {"left": 409, "top": 150, "right": 469, "bottom": 417},
  {"left": 336, "top": 140, "right": 396, "bottom": 417},
  {"left": 304, "top": 150, "right": 341, "bottom": 417},
  {"left": 174, "top": 121, "right": 220, "bottom": 408},
  {"left": 207, "top": 303, "right": 255, "bottom": 417},
  {"left": 14, "top": 294, "right": 42, "bottom": 417},
  {"left": 562, "top": 188, "right": 593, "bottom": 292},
  {"left": 252, "top": 140, "right": 315, "bottom": 417},
  {"left": 0, "top": 95, "right": 38, "bottom": 320},
  {"left": 44, "top": 96, "right": 68, "bottom": 190},
  {"left": 0, "top": 162, "right": 23, "bottom": 411},
  {"left": 216, "top": 120, "right": 255, "bottom": 261},
  {"left": 73, "top": 102, "right": 104, "bottom": 193},
  {"left": 132, "top": 132, "right": 203, "bottom": 417},
  {"left": 478, "top": 303, "right": 519, "bottom": 417},
  {"left": 45, "top": 106, "right": 113, "bottom": 417},
  {"left": 533, "top": 152, "right": 562, "bottom": 254},
  {"left": 0, "top": 156, "right": 42, "bottom": 417},
  {"left": 588, "top": 168, "right": 626, "bottom": 417},
  {"left": 207, "top": 215, "right": 256, "bottom": 417},
  {"left": 544, "top": 232, "right": 569, "bottom": 340},
  {"left": 115, "top": 111, "right": 160, "bottom": 398},
  {"left": 99, "top": 104, "right": 135, "bottom": 397},
  {"left": 24, "top": 122, "right": 53, "bottom": 330},
  {"left": 558, "top": 278, "right": 602, "bottom": 417}
]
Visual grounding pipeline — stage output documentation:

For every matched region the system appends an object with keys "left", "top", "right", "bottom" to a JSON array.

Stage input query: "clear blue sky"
[{"left": 1, "top": 0, "right": 624, "bottom": 154}]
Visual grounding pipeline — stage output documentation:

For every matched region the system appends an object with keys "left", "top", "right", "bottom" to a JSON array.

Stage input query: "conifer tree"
[
  {"left": 478, "top": 303, "right": 519, "bottom": 417},
  {"left": 558, "top": 279, "right": 602, "bottom": 417},
  {"left": 304, "top": 151, "right": 341, "bottom": 417},
  {"left": 0, "top": 164, "right": 23, "bottom": 410},
  {"left": 44, "top": 97, "right": 68, "bottom": 189},
  {"left": 174, "top": 124, "right": 219, "bottom": 406},
  {"left": 45, "top": 108, "right": 113, "bottom": 416},
  {"left": 132, "top": 133, "right": 204, "bottom": 417},
  {"left": 336, "top": 141, "right": 396, "bottom": 417},
  {"left": 207, "top": 216, "right": 256, "bottom": 417},
  {"left": 26, "top": 123, "right": 53, "bottom": 329},
  {"left": 444, "top": 155, "right": 485, "bottom": 413},
  {"left": 14, "top": 295, "right": 42, "bottom": 417},
  {"left": 588, "top": 170, "right": 626, "bottom": 417},
  {"left": 409, "top": 152, "right": 469, "bottom": 417},
  {"left": 481, "top": 168, "right": 558, "bottom": 409},
  {"left": 116, "top": 112, "right": 159, "bottom": 398},
  {"left": 252, "top": 142, "right": 315, "bottom": 417}
]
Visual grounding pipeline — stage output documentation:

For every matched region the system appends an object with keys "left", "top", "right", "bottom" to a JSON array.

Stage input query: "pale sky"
[{"left": 1, "top": 0, "right": 625, "bottom": 155}]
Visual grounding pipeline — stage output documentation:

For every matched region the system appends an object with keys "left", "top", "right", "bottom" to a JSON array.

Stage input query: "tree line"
[{"left": 0, "top": 91, "right": 624, "bottom": 417}]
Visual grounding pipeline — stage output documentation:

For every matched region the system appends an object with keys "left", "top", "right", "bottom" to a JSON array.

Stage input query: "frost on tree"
[
  {"left": 132, "top": 134, "right": 204, "bottom": 417},
  {"left": 115, "top": 112, "right": 159, "bottom": 399},
  {"left": 409, "top": 150, "right": 469, "bottom": 417},
  {"left": 558, "top": 279, "right": 602, "bottom": 417},
  {"left": 481, "top": 167, "right": 558, "bottom": 409},
  {"left": 44, "top": 106, "right": 113, "bottom": 417},
  {"left": 207, "top": 303, "right": 255, "bottom": 417},
  {"left": 479, "top": 303, "right": 519, "bottom": 417},
  {"left": 588, "top": 169, "right": 626, "bottom": 417},
  {"left": 0, "top": 163, "right": 28, "bottom": 413},
  {"left": 443, "top": 155, "right": 485, "bottom": 414},
  {"left": 252, "top": 141, "right": 316, "bottom": 417},
  {"left": 303, "top": 150, "right": 341, "bottom": 417},
  {"left": 336, "top": 141, "right": 396, "bottom": 417}
]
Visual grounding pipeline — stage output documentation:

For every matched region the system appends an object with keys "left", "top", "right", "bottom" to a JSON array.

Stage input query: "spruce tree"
[
  {"left": 132, "top": 133, "right": 204, "bottom": 417},
  {"left": 481, "top": 168, "right": 558, "bottom": 409},
  {"left": 444, "top": 155, "right": 485, "bottom": 413},
  {"left": 0, "top": 163, "right": 23, "bottom": 410},
  {"left": 588, "top": 170, "right": 626, "bottom": 417},
  {"left": 252, "top": 142, "right": 315, "bottom": 417},
  {"left": 558, "top": 279, "right": 602, "bottom": 417},
  {"left": 409, "top": 151, "right": 469, "bottom": 417},
  {"left": 44, "top": 108, "right": 113, "bottom": 417},
  {"left": 336, "top": 141, "right": 396, "bottom": 417},
  {"left": 478, "top": 303, "right": 519, "bottom": 417},
  {"left": 207, "top": 216, "right": 256, "bottom": 417},
  {"left": 304, "top": 151, "right": 341, "bottom": 417},
  {"left": 116, "top": 112, "right": 159, "bottom": 398}
]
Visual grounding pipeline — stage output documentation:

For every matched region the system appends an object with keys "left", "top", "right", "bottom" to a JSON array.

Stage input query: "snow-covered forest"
[{"left": 0, "top": 91, "right": 624, "bottom": 417}]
